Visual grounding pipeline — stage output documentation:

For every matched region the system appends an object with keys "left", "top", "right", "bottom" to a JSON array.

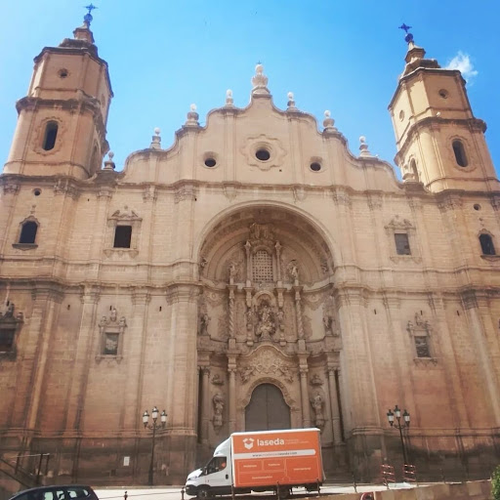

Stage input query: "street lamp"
[
  {"left": 142, "top": 406, "right": 167, "bottom": 486},
  {"left": 386, "top": 405, "right": 410, "bottom": 464}
]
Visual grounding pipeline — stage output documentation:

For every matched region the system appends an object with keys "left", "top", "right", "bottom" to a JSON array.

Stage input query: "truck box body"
[
  {"left": 185, "top": 428, "right": 323, "bottom": 498},
  {"left": 232, "top": 429, "right": 322, "bottom": 488}
]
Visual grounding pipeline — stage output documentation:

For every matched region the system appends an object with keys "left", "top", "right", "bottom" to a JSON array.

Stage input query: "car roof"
[{"left": 10, "top": 486, "right": 95, "bottom": 499}]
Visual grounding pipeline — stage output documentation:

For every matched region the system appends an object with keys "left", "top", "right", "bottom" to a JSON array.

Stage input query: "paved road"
[{"left": 94, "top": 483, "right": 417, "bottom": 500}]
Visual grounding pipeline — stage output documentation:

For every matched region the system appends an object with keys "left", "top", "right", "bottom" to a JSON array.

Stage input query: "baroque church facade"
[{"left": 0, "top": 16, "right": 500, "bottom": 485}]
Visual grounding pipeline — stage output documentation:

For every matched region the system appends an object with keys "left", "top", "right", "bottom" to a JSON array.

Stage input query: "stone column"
[
  {"left": 228, "top": 285, "right": 236, "bottom": 338},
  {"left": 228, "top": 356, "right": 237, "bottom": 433},
  {"left": 200, "top": 367, "right": 211, "bottom": 445},
  {"left": 244, "top": 241, "right": 252, "bottom": 286},
  {"left": 327, "top": 365, "right": 342, "bottom": 444},
  {"left": 294, "top": 286, "right": 304, "bottom": 339},
  {"left": 299, "top": 359, "right": 311, "bottom": 427},
  {"left": 275, "top": 241, "right": 282, "bottom": 282}
]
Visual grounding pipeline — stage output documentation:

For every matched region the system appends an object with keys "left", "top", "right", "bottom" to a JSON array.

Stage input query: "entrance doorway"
[{"left": 245, "top": 383, "right": 291, "bottom": 431}]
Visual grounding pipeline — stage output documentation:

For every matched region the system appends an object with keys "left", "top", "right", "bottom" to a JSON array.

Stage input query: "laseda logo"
[
  {"left": 243, "top": 438, "right": 254, "bottom": 450},
  {"left": 257, "top": 438, "right": 285, "bottom": 446}
]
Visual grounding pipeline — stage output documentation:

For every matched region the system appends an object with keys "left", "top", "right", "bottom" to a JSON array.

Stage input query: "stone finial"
[
  {"left": 251, "top": 63, "right": 270, "bottom": 96},
  {"left": 286, "top": 92, "right": 296, "bottom": 110},
  {"left": 323, "top": 110, "right": 336, "bottom": 131},
  {"left": 225, "top": 89, "right": 234, "bottom": 106},
  {"left": 185, "top": 103, "right": 200, "bottom": 127},
  {"left": 150, "top": 127, "right": 161, "bottom": 150},
  {"left": 103, "top": 151, "right": 115, "bottom": 170},
  {"left": 359, "top": 136, "right": 374, "bottom": 157}
]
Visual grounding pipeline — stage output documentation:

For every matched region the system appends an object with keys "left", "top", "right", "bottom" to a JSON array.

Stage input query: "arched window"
[
  {"left": 42, "top": 121, "right": 58, "bottom": 151},
  {"left": 479, "top": 234, "right": 496, "bottom": 255},
  {"left": 452, "top": 140, "right": 468, "bottom": 167},
  {"left": 19, "top": 221, "right": 38, "bottom": 244}
]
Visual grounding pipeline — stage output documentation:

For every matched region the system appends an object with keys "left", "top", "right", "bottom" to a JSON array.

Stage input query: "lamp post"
[
  {"left": 386, "top": 405, "right": 410, "bottom": 464},
  {"left": 142, "top": 406, "right": 167, "bottom": 486}
]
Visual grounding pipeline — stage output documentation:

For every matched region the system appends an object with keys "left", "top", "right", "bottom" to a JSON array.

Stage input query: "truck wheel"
[
  {"left": 196, "top": 487, "right": 212, "bottom": 500},
  {"left": 277, "top": 486, "right": 290, "bottom": 499}
]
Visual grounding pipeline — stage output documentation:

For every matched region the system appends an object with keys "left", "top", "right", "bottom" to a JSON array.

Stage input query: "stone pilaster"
[
  {"left": 23, "top": 288, "right": 64, "bottom": 431},
  {"left": 121, "top": 291, "right": 151, "bottom": 430},
  {"left": 165, "top": 284, "right": 200, "bottom": 431},
  {"left": 336, "top": 288, "right": 379, "bottom": 430},
  {"left": 327, "top": 363, "right": 342, "bottom": 444},
  {"left": 64, "top": 286, "right": 100, "bottom": 432},
  {"left": 462, "top": 291, "right": 500, "bottom": 425}
]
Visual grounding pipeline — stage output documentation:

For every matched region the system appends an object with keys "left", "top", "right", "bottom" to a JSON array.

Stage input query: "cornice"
[
  {"left": 394, "top": 116, "right": 486, "bottom": 166},
  {"left": 16, "top": 96, "right": 108, "bottom": 149}
]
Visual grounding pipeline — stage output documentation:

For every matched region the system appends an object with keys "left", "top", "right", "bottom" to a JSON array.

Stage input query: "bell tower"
[
  {"left": 3, "top": 7, "right": 113, "bottom": 179},
  {"left": 388, "top": 26, "right": 499, "bottom": 192}
]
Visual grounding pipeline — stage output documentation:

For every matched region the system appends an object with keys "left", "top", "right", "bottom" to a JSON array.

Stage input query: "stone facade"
[{"left": 0, "top": 21, "right": 500, "bottom": 485}]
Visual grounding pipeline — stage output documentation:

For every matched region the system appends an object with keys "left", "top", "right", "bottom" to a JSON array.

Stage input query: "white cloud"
[{"left": 445, "top": 51, "right": 478, "bottom": 83}]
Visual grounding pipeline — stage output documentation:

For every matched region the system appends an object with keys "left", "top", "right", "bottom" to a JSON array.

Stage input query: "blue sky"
[{"left": 1, "top": 1, "right": 499, "bottom": 177}]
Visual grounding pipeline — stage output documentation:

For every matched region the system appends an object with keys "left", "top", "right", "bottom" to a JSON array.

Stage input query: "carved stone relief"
[{"left": 239, "top": 347, "right": 295, "bottom": 385}]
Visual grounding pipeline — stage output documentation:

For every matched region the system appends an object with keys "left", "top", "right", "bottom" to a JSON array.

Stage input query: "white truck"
[{"left": 185, "top": 428, "right": 323, "bottom": 499}]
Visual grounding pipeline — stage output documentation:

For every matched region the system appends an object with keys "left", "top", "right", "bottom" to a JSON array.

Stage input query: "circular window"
[
  {"left": 439, "top": 89, "right": 449, "bottom": 99},
  {"left": 204, "top": 158, "right": 217, "bottom": 168},
  {"left": 398, "top": 110, "right": 405, "bottom": 121},
  {"left": 58, "top": 69, "right": 69, "bottom": 79},
  {"left": 255, "top": 149, "right": 270, "bottom": 161},
  {"left": 33, "top": 189, "right": 41, "bottom": 196},
  {"left": 473, "top": 204, "right": 481, "bottom": 211},
  {"left": 310, "top": 162, "right": 322, "bottom": 172}
]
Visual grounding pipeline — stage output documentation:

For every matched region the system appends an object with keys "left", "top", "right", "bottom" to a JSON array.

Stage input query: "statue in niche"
[
  {"left": 212, "top": 393, "right": 225, "bottom": 430},
  {"left": 256, "top": 299, "right": 276, "bottom": 339},
  {"left": 310, "top": 392, "right": 325, "bottom": 430},
  {"left": 288, "top": 260, "right": 300, "bottom": 284},
  {"left": 245, "top": 307, "right": 254, "bottom": 331},
  {"left": 199, "top": 312, "right": 210, "bottom": 336},
  {"left": 323, "top": 313, "right": 337, "bottom": 336},
  {"left": 228, "top": 262, "right": 237, "bottom": 284},
  {"left": 277, "top": 308, "right": 285, "bottom": 331},
  {"left": 110, "top": 308, "right": 117, "bottom": 322}
]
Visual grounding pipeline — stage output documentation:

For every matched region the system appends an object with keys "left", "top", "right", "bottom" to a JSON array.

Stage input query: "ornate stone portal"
[{"left": 197, "top": 209, "right": 343, "bottom": 454}]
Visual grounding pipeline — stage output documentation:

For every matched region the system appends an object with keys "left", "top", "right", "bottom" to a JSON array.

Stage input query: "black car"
[{"left": 9, "top": 485, "right": 99, "bottom": 500}]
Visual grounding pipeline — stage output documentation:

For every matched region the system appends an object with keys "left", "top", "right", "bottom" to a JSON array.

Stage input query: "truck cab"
[{"left": 185, "top": 438, "right": 236, "bottom": 499}]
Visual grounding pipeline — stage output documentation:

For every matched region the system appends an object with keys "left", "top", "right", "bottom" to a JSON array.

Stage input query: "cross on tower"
[
  {"left": 398, "top": 23, "right": 414, "bottom": 44},
  {"left": 83, "top": 4, "right": 97, "bottom": 27}
]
